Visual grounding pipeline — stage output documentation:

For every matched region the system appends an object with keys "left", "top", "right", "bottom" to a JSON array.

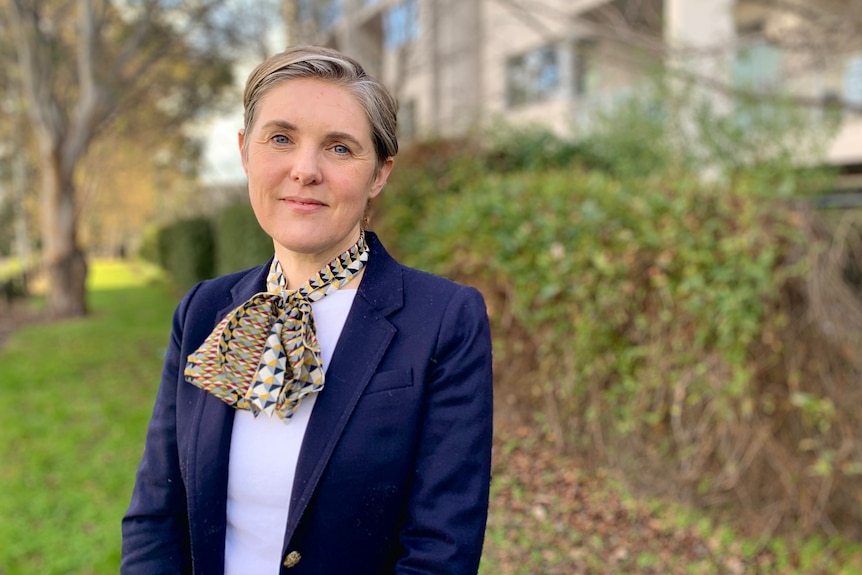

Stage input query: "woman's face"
[{"left": 239, "top": 78, "right": 393, "bottom": 269}]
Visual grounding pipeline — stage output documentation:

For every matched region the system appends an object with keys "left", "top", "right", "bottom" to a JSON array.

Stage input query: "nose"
[{"left": 290, "top": 145, "right": 322, "bottom": 185}]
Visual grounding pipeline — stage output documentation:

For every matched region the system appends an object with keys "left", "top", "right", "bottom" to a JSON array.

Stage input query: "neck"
[
  {"left": 273, "top": 233, "right": 366, "bottom": 290},
  {"left": 275, "top": 257, "right": 324, "bottom": 290}
]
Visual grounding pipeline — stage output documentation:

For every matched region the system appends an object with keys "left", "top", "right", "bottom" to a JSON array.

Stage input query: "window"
[
  {"left": 844, "top": 54, "right": 862, "bottom": 108},
  {"left": 574, "top": 39, "right": 599, "bottom": 97},
  {"left": 732, "top": 39, "right": 783, "bottom": 93},
  {"left": 398, "top": 99, "right": 417, "bottom": 141},
  {"left": 506, "top": 45, "right": 561, "bottom": 107},
  {"left": 730, "top": 35, "right": 787, "bottom": 129},
  {"left": 384, "top": 0, "right": 419, "bottom": 49}
]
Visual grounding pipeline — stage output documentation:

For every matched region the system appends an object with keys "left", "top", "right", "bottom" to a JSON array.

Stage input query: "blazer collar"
[{"left": 355, "top": 232, "right": 403, "bottom": 316}]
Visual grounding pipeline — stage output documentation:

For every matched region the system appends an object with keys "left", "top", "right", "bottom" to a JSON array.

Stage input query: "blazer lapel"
[
  {"left": 283, "top": 233, "right": 404, "bottom": 546},
  {"left": 185, "top": 261, "right": 271, "bottom": 564}
]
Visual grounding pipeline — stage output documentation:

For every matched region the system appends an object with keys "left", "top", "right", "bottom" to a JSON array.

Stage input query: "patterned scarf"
[{"left": 184, "top": 233, "right": 368, "bottom": 420}]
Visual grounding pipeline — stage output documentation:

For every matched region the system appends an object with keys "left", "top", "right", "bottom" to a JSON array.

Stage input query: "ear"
[
  {"left": 369, "top": 157, "right": 394, "bottom": 199},
  {"left": 237, "top": 129, "right": 248, "bottom": 174}
]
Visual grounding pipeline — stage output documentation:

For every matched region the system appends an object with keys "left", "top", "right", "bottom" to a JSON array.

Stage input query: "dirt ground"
[{"left": 0, "top": 300, "right": 42, "bottom": 349}]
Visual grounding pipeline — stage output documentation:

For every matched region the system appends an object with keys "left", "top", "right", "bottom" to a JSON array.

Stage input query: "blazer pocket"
[{"left": 363, "top": 368, "right": 414, "bottom": 395}]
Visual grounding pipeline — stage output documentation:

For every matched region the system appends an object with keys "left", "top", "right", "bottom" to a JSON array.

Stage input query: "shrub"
[
  {"left": 376, "top": 87, "right": 861, "bottom": 537},
  {"left": 387, "top": 159, "right": 862, "bottom": 536},
  {"left": 156, "top": 216, "right": 215, "bottom": 292},
  {"left": 213, "top": 200, "right": 273, "bottom": 275},
  {"left": 137, "top": 223, "right": 161, "bottom": 265},
  {"left": 371, "top": 137, "right": 484, "bottom": 248}
]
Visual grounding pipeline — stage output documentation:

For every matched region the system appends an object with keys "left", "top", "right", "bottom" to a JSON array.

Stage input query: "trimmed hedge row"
[
  {"left": 156, "top": 217, "right": 215, "bottom": 292},
  {"left": 140, "top": 201, "right": 271, "bottom": 292},
  {"left": 213, "top": 202, "right": 273, "bottom": 277}
]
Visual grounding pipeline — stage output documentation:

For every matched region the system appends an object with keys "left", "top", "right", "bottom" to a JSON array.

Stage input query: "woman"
[{"left": 121, "top": 45, "right": 493, "bottom": 574}]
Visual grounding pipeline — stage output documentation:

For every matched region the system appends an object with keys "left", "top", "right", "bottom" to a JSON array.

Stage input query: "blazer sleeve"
[
  {"left": 120, "top": 285, "right": 200, "bottom": 575},
  {"left": 395, "top": 285, "right": 494, "bottom": 575}
]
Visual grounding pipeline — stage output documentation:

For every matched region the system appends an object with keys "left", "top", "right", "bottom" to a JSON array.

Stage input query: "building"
[{"left": 295, "top": 0, "right": 862, "bottom": 179}]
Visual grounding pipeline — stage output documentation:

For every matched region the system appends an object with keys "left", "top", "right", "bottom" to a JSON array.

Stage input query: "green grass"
[{"left": 0, "top": 260, "right": 175, "bottom": 574}]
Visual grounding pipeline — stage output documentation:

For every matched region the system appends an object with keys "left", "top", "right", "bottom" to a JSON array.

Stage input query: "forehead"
[{"left": 256, "top": 78, "right": 371, "bottom": 136}]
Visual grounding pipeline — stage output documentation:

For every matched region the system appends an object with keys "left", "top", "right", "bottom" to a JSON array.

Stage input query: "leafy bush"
[
  {"left": 137, "top": 223, "right": 161, "bottom": 265},
  {"left": 371, "top": 137, "right": 484, "bottom": 243},
  {"left": 0, "top": 201, "right": 15, "bottom": 257},
  {"left": 383, "top": 156, "right": 862, "bottom": 536},
  {"left": 156, "top": 216, "right": 215, "bottom": 292},
  {"left": 375, "top": 91, "right": 862, "bottom": 538},
  {"left": 137, "top": 202, "right": 272, "bottom": 294},
  {"left": 213, "top": 200, "right": 273, "bottom": 275},
  {"left": 482, "top": 125, "right": 589, "bottom": 173}
]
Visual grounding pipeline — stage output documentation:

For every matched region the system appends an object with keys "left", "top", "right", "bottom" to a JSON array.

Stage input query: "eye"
[
  {"left": 331, "top": 144, "right": 351, "bottom": 155},
  {"left": 271, "top": 134, "right": 290, "bottom": 145}
]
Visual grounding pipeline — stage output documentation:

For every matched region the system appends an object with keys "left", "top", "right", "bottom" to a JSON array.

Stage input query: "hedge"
[
  {"left": 156, "top": 216, "right": 215, "bottom": 293},
  {"left": 213, "top": 201, "right": 273, "bottom": 276},
  {"left": 374, "top": 135, "right": 862, "bottom": 539},
  {"left": 139, "top": 201, "right": 274, "bottom": 293}
]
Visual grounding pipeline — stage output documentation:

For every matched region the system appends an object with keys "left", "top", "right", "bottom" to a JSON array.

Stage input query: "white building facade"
[{"left": 296, "top": 0, "right": 862, "bottom": 171}]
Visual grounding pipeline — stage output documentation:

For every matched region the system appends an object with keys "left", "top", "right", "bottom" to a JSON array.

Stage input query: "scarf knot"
[{"left": 184, "top": 234, "right": 368, "bottom": 420}]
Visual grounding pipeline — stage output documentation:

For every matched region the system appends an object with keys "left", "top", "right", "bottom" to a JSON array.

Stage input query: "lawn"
[
  {"left": 0, "top": 260, "right": 175, "bottom": 574},
  {"left": 1, "top": 260, "right": 862, "bottom": 574}
]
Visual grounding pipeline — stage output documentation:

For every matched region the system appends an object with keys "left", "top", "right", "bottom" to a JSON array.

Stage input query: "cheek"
[
  {"left": 247, "top": 190, "right": 267, "bottom": 220},
  {"left": 247, "top": 150, "right": 284, "bottom": 176},
  {"left": 248, "top": 168, "right": 285, "bottom": 200},
  {"left": 250, "top": 159, "right": 277, "bottom": 179}
]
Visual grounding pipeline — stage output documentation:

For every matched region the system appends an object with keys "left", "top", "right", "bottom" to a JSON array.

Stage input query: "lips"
[
  {"left": 282, "top": 196, "right": 326, "bottom": 206},
  {"left": 280, "top": 196, "right": 328, "bottom": 215}
]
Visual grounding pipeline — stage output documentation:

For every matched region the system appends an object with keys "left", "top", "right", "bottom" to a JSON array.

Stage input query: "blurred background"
[{"left": 2, "top": 1, "right": 862, "bottom": 573}]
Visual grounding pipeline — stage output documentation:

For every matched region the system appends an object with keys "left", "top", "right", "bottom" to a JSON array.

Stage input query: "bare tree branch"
[{"left": 6, "top": 2, "right": 66, "bottom": 144}]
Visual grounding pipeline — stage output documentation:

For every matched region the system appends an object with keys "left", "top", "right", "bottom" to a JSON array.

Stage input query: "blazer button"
[{"left": 283, "top": 550, "right": 301, "bottom": 568}]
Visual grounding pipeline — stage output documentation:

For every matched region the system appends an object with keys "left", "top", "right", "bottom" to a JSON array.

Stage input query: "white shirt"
[{"left": 224, "top": 289, "right": 357, "bottom": 575}]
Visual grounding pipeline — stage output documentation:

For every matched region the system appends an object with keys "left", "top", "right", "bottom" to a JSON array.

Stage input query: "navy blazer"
[{"left": 122, "top": 233, "right": 494, "bottom": 574}]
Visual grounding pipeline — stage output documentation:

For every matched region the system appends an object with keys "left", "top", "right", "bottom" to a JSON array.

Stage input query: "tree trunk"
[
  {"left": 39, "top": 141, "right": 87, "bottom": 318},
  {"left": 283, "top": 0, "right": 297, "bottom": 46},
  {"left": 11, "top": 143, "right": 31, "bottom": 265}
]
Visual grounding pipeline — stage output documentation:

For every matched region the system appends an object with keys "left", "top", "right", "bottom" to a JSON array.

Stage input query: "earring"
[{"left": 361, "top": 200, "right": 372, "bottom": 231}]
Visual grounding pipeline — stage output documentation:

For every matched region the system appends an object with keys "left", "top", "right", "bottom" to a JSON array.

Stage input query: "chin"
[{"left": 275, "top": 234, "right": 336, "bottom": 255}]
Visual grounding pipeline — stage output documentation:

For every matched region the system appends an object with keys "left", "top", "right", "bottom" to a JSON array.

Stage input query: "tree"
[
  {"left": 77, "top": 107, "right": 204, "bottom": 257},
  {"left": 0, "top": 17, "right": 36, "bottom": 267},
  {"left": 1, "top": 0, "right": 261, "bottom": 317}
]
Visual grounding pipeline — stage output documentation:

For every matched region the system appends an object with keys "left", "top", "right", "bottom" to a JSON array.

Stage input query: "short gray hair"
[{"left": 242, "top": 45, "right": 399, "bottom": 169}]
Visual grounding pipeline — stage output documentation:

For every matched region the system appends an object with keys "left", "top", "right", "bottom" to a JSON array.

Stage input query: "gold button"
[{"left": 283, "top": 550, "right": 301, "bottom": 568}]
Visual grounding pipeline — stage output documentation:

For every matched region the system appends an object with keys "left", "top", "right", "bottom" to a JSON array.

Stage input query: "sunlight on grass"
[
  {"left": 0, "top": 260, "right": 176, "bottom": 574},
  {"left": 87, "top": 259, "right": 165, "bottom": 290},
  {"left": 0, "top": 258, "right": 22, "bottom": 279}
]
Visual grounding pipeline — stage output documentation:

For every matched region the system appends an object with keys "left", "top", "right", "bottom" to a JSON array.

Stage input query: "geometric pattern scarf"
[{"left": 183, "top": 232, "right": 369, "bottom": 421}]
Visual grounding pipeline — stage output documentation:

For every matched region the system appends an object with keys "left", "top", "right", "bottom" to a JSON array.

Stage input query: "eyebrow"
[{"left": 262, "top": 120, "right": 365, "bottom": 149}]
